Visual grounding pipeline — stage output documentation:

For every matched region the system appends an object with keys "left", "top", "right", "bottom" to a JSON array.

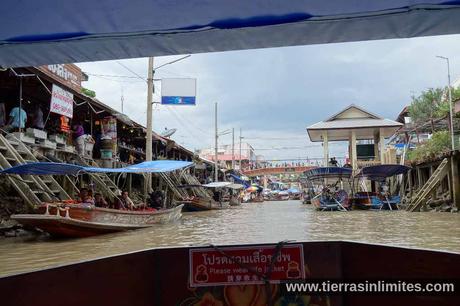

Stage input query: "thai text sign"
[
  {"left": 50, "top": 84, "right": 73, "bottom": 118},
  {"left": 38, "top": 64, "right": 83, "bottom": 92},
  {"left": 189, "top": 244, "right": 305, "bottom": 287},
  {"left": 161, "top": 78, "right": 196, "bottom": 105}
]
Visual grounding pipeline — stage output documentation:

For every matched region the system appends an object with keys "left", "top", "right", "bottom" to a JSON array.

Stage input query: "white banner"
[
  {"left": 161, "top": 78, "right": 196, "bottom": 105},
  {"left": 50, "top": 84, "right": 73, "bottom": 118}
]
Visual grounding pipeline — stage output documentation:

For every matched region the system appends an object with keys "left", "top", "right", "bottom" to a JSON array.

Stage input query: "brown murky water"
[{"left": 0, "top": 200, "right": 459, "bottom": 277}]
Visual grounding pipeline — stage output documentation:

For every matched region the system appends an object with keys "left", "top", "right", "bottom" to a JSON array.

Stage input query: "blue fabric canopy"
[
  {"left": 356, "top": 164, "right": 411, "bottom": 181},
  {"left": 229, "top": 173, "right": 250, "bottom": 188},
  {"left": 0, "top": 160, "right": 193, "bottom": 176},
  {"left": 304, "top": 167, "right": 353, "bottom": 180},
  {"left": 1, "top": 1, "right": 460, "bottom": 67}
]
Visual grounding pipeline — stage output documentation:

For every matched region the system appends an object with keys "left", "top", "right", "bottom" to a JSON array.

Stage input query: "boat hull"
[
  {"left": 181, "top": 198, "right": 228, "bottom": 211},
  {"left": 0, "top": 241, "right": 458, "bottom": 306},
  {"left": 12, "top": 204, "right": 183, "bottom": 238}
]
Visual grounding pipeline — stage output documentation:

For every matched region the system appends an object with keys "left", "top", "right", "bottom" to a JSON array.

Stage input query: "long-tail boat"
[
  {"left": 180, "top": 182, "right": 244, "bottom": 211},
  {"left": 1, "top": 160, "right": 191, "bottom": 237},
  {"left": 352, "top": 164, "right": 411, "bottom": 210},
  {"left": 304, "top": 167, "right": 353, "bottom": 211}
]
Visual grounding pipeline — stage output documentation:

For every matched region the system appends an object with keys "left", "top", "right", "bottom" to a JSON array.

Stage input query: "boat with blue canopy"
[
  {"left": 304, "top": 167, "right": 353, "bottom": 211},
  {"left": 353, "top": 164, "right": 411, "bottom": 210},
  {"left": 1, "top": 160, "right": 192, "bottom": 237}
]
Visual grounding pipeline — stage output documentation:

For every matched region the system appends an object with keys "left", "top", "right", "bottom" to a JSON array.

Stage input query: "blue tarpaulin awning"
[
  {"left": 304, "top": 167, "right": 353, "bottom": 180},
  {"left": 229, "top": 173, "right": 250, "bottom": 188},
  {"left": 1, "top": 1, "right": 460, "bottom": 67},
  {"left": 0, "top": 160, "right": 193, "bottom": 176},
  {"left": 356, "top": 164, "right": 411, "bottom": 181}
]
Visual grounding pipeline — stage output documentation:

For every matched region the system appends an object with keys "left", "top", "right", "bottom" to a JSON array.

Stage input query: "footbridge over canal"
[{"left": 242, "top": 166, "right": 316, "bottom": 178}]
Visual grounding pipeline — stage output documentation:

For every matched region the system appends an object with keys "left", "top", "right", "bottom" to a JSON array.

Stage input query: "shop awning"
[
  {"left": 1, "top": 1, "right": 460, "bottom": 67},
  {"left": 0, "top": 160, "right": 193, "bottom": 175}
]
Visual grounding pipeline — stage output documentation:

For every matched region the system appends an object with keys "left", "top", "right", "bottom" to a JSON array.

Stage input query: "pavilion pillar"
[
  {"left": 379, "top": 128, "right": 385, "bottom": 164},
  {"left": 323, "top": 132, "right": 329, "bottom": 167},
  {"left": 351, "top": 130, "right": 357, "bottom": 170},
  {"left": 373, "top": 132, "right": 379, "bottom": 160}
]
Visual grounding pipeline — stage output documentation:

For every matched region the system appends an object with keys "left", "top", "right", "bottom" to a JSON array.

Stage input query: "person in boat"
[
  {"left": 148, "top": 191, "right": 164, "bottom": 210},
  {"left": 78, "top": 188, "right": 94, "bottom": 205},
  {"left": 117, "top": 190, "right": 135, "bottom": 210},
  {"left": 94, "top": 193, "right": 108, "bottom": 208}
]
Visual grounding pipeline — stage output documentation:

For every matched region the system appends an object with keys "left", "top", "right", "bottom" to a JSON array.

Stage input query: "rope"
[{"left": 210, "top": 240, "right": 290, "bottom": 306}]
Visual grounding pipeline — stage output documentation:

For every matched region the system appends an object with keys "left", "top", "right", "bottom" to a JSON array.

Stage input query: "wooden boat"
[
  {"left": 304, "top": 167, "right": 353, "bottom": 211},
  {"left": 181, "top": 197, "right": 229, "bottom": 211},
  {"left": 12, "top": 203, "right": 184, "bottom": 238},
  {"left": 311, "top": 189, "right": 349, "bottom": 211},
  {"left": 0, "top": 241, "right": 458, "bottom": 306},
  {"left": 354, "top": 165, "right": 411, "bottom": 211},
  {"left": 248, "top": 196, "right": 264, "bottom": 203},
  {"left": 1, "top": 160, "right": 192, "bottom": 237},
  {"left": 276, "top": 190, "right": 290, "bottom": 201},
  {"left": 180, "top": 182, "right": 243, "bottom": 211}
]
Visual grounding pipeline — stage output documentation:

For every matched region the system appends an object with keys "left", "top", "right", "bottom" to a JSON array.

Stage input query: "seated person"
[
  {"left": 148, "top": 191, "right": 164, "bottom": 210},
  {"left": 117, "top": 190, "right": 136, "bottom": 210},
  {"left": 78, "top": 188, "right": 94, "bottom": 205},
  {"left": 94, "top": 193, "right": 108, "bottom": 208}
]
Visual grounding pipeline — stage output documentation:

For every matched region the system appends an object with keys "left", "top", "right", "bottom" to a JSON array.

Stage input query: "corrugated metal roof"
[{"left": 307, "top": 118, "right": 402, "bottom": 130}]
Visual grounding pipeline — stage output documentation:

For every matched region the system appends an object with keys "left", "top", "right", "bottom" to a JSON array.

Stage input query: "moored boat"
[
  {"left": 353, "top": 164, "right": 411, "bottom": 210},
  {"left": 180, "top": 182, "right": 243, "bottom": 211},
  {"left": 304, "top": 167, "right": 353, "bottom": 211},
  {"left": 1, "top": 160, "right": 192, "bottom": 237},
  {"left": 12, "top": 203, "right": 183, "bottom": 238}
]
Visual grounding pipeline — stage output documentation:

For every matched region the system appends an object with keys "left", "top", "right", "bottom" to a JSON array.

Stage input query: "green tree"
[
  {"left": 407, "top": 131, "right": 450, "bottom": 162},
  {"left": 408, "top": 88, "right": 447, "bottom": 133}
]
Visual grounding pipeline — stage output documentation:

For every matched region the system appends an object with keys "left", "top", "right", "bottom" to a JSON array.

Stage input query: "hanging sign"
[
  {"left": 161, "top": 78, "right": 196, "bottom": 105},
  {"left": 189, "top": 244, "right": 305, "bottom": 287},
  {"left": 38, "top": 64, "right": 83, "bottom": 92},
  {"left": 50, "top": 84, "right": 73, "bottom": 118}
]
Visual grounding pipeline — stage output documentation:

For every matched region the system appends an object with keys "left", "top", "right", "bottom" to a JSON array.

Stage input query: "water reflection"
[{"left": 0, "top": 201, "right": 459, "bottom": 276}]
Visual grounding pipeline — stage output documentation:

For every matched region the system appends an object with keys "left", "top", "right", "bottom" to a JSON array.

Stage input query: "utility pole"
[
  {"left": 232, "top": 128, "right": 235, "bottom": 169},
  {"left": 145, "top": 57, "right": 154, "bottom": 197},
  {"left": 239, "top": 128, "right": 243, "bottom": 171},
  {"left": 437, "top": 55, "right": 455, "bottom": 151},
  {"left": 214, "top": 102, "right": 218, "bottom": 182},
  {"left": 121, "top": 86, "right": 124, "bottom": 113}
]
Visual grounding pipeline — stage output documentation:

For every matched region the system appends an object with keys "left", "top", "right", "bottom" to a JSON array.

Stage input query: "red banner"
[{"left": 189, "top": 244, "right": 305, "bottom": 287}]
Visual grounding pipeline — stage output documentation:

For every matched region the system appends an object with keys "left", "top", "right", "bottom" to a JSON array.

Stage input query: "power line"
[
  {"left": 85, "top": 72, "right": 146, "bottom": 80},
  {"left": 243, "top": 136, "right": 307, "bottom": 140},
  {"left": 116, "top": 61, "right": 146, "bottom": 81}
]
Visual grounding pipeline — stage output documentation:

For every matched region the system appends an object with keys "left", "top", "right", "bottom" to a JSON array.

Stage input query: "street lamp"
[{"left": 436, "top": 55, "right": 455, "bottom": 151}]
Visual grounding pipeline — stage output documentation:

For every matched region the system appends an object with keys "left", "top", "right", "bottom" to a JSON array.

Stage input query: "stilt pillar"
[
  {"left": 351, "top": 130, "right": 357, "bottom": 170},
  {"left": 323, "top": 132, "right": 329, "bottom": 167},
  {"left": 379, "top": 128, "right": 385, "bottom": 164},
  {"left": 451, "top": 155, "right": 460, "bottom": 208}
]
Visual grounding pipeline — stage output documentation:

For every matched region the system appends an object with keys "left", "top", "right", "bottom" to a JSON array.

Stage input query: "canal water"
[{"left": 0, "top": 200, "right": 459, "bottom": 277}]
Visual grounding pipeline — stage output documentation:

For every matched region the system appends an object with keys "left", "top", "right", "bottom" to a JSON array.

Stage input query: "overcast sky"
[{"left": 77, "top": 34, "right": 460, "bottom": 163}]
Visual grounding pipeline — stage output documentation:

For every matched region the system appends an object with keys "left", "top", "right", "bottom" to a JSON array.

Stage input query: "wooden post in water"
[
  {"left": 408, "top": 169, "right": 413, "bottom": 198},
  {"left": 451, "top": 155, "right": 460, "bottom": 209}
]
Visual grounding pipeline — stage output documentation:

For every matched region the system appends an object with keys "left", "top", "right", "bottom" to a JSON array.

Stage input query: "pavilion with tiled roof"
[{"left": 307, "top": 104, "right": 403, "bottom": 169}]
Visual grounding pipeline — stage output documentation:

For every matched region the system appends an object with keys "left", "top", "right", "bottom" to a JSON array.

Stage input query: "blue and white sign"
[{"left": 161, "top": 78, "right": 196, "bottom": 106}]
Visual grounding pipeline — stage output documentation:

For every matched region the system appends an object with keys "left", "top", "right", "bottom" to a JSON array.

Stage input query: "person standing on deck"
[
  {"left": 5, "top": 105, "right": 27, "bottom": 132},
  {"left": 72, "top": 122, "right": 85, "bottom": 154},
  {"left": 31, "top": 105, "right": 44, "bottom": 130}
]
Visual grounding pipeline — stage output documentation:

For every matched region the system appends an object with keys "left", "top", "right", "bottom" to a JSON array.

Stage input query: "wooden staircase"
[
  {"left": 74, "top": 156, "right": 120, "bottom": 201},
  {"left": 0, "top": 134, "right": 71, "bottom": 208},
  {"left": 406, "top": 158, "right": 450, "bottom": 212}
]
